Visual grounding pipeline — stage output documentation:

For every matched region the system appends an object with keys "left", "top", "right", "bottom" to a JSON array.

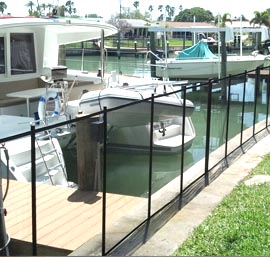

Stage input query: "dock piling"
[{"left": 76, "top": 114, "right": 102, "bottom": 191}]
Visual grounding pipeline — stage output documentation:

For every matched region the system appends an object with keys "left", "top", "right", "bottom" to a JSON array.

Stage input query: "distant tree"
[
  {"left": 179, "top": 5, "right": 183, "bottom": 12},
  {"left": 165, "top": 5, "right": 175, "bottom": 21},
  {"left": 157, "top": 5, "right": 164, "bottom": 21},
  {"left": 174, "top": 7, "right": 214, "bottom": 22},
  {"left": 36, "top": 0, "right": 41, "bottom": 16},
  {"left": 0, "top": 1, "right": 7, "bottom": 14},
  {"left": 148, "top": 5, "right": 153, "bottom": 13},
  {"left": 113, "top": 8, "right": 150, "bottom": 20},
  {"left": 46, "top": 3, "right": 53, "bottom": 14},
  {"left": 133, "top": 1, "right": 139, "bottom": 9},
  {"left": 147, "top": 4, "right": 154, "bottom": 20},
  {"left": 65, "top": 0, "right": 76, "bottom": 16},
  {"left": 250, "top": 11, "right": 270, "bottom": 27},
  {"left": 158, "top": 4, "right": 163, "bottom": 13},
  {"left": 250, "top": 11, "right": 269, "bottom": 52},
  {"left": 40, "top": 3, "right": 46, "bottom": 15},
  {"left": 25, "top": 1, "right": 35, "bottom": 15},
  {"left": 85, "top": 13, "right": 102, "bottom": 18},
  {"left": 108, "top": 16, "right": 132, "bottom": 36},
  {"left": 214, "top": 13, "right": 232, "bottom": 27}
]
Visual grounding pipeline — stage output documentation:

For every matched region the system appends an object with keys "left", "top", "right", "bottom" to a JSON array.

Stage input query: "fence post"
[
  {"left": 147, "top": 95, "right": 154, "bottom": 219},
  {"left": 180, "top": 86, "right": 186, "bottom": 195},
  {"left": 240, "top": 71, "right": 248, "bottom": 150},
  {"left": 224, "top": 76, "right": 232, "bottom": 164},
  {"left": 102, "top": 107, "right": 107, "bottom": 256},
  {"left": 253, "top": 67, "right": 260, "bottom": 137},
  {"left": 204, "top": 80, "right": 213, "bottom": 185},
  {"left": 30, "top": 124, "right": 37, "bottom": 256}
]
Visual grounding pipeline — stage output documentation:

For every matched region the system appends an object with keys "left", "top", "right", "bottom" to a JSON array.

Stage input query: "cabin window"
[
  {"left": 10, "top": 33, "right": 36, "bottom": 75},
  {"left": 0, "top": 37, "right": 4, "bottom": 74}
]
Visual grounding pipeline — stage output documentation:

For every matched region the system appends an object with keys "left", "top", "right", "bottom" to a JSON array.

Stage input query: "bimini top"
[{"left": 176, "top": 40, "right": 218, "bottom": 60}]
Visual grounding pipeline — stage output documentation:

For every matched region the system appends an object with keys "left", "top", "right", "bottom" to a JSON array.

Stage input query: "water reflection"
[
  {"left": 64, "top": 56, "right": 269, "bottom": 196},
  {"left": 66, "top": 55, "right": 151, "bottom": 78}
]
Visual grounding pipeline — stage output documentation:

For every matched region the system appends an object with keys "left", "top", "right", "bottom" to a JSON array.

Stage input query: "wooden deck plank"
[
  {"left": 49, "top": 195, "right": 141, "bottom": 248},
  {"left": 38, "top": 194, "right": 128, "bottom": 245},
  {"left": 51, "top": 195, "right": 143, "bottom": 249},
  {"left": 2, "top": 179, "right": 144, "bottom": 251}
]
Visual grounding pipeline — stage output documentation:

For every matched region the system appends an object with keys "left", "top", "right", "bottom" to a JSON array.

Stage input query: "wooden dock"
[{"left": 2, "top": 179, "right": 145, "bottom": 255}]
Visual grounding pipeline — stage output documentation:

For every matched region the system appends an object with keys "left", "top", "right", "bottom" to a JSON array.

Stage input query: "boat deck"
[{"left": 2, "top": 179, "right": 145, "bottom": 255}]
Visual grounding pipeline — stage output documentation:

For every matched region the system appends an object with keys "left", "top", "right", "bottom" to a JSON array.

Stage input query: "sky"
[{"left": 3, "top": 0, "right": 270, "bottom": 21}]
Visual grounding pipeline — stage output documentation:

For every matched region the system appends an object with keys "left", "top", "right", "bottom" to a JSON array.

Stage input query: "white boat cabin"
[{"left": 0, "top": 17, "right": 117, "bottom": 116}]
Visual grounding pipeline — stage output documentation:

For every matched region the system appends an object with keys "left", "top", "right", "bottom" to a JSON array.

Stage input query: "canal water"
[{"left": 64, "top": 55, "right": 268, "bottom": 197}]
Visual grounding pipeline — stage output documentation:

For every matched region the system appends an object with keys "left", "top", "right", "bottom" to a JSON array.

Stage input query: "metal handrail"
[{"left": 25, "top": 65, "right": 270, "bottom": 256}]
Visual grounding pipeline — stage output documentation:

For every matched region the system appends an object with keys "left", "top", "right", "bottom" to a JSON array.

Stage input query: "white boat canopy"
[{"left": 0, "top": 17, "right": 118, "bottom": 44}]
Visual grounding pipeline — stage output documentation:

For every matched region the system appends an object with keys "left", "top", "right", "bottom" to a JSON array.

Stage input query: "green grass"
[{"left": 174, "top": 154, "right": 270, "bottom": 256}]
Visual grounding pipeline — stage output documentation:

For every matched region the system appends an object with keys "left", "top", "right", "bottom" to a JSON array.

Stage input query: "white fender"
[{"left": 38, "top": 90, "right": 61, "bottom": 120}]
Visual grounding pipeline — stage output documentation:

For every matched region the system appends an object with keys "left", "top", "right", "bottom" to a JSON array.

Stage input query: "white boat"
[
  {"left": 0, "top": 17, "right": 196, "bottom": 187},
  {"left": 0, "top": 17, "right": 117, "bottom": 187},
  {"left": 0, "top": 17, "right": 119, "bottom": 117},
  {"left": 154, "top": 40, "right": 270, "bottom": 79},
  {"left": 76, "top": 78, "right": 194, "bottom": 127},
  {"left": 70, "top": 77, "right": 196, "bottom": 153},
  {"left": 0, "top": 115, "right": 71, "bottom": 186}
]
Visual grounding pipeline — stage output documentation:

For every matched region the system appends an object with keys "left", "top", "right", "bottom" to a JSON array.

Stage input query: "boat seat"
[{"left": 0, "top": 77, "right": 42, "bottom": 107}]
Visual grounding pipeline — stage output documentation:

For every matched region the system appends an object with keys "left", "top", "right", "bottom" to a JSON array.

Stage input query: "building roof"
[{"left": 157, "top": 21, "right": 215, "bottom": 28}]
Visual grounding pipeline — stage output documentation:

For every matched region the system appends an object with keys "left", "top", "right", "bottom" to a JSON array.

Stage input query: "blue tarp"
[{"left": 176, "top": 40, "right": 218, "bottom": 60}]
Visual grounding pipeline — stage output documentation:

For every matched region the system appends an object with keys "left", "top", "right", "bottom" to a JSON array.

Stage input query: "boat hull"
[
  {"left": 155, "top": 55, "right": 267, "bottom": 79},
  {"left": 107, "top": 116, "right": 196, "bottom": 154},
  {"left": 79, "top": 88, "right": 194, "bottom": 127}
]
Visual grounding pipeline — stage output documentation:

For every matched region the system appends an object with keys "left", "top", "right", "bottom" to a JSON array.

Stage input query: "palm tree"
[
  {"left": 250, "top": 11, "right": 270, "bottom": 27},
  {"left": 25, "top": 1, "right": 35, "bottom": 15},
  {"left": 250, "top": 11, "right": 270, "bottom": 50},
  {"left": 214, "top": 12, "right": 232, "bottom": 27},
  {"left": 133, "top": 1, "right": 139, "bottom": 9},
  {"left": 0, "top": 1, "right": 7, "bottom": 14},
  {"left": 47, "top": 3, "right": 53, "bottom": 15},
  {"left": 36, "top": 0, "right": 41, "bottom": 16},
  {"left": 65, "top": 0, "right": 76, "bottom": 16},
  {"left": 158, "top": 5, "right": 163, "bottom": 13},
  {"left": 179, "top": 5, "right": 183, "bottom": 12},
  {"left": 158, "top": 5, "right": 164, "bottom": 21},
  {"left": 165, "top": 5, "right": 175, "bottom": 21},
  {"left": 40, "top": 3, "right": 46, "bottom": 16}
]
